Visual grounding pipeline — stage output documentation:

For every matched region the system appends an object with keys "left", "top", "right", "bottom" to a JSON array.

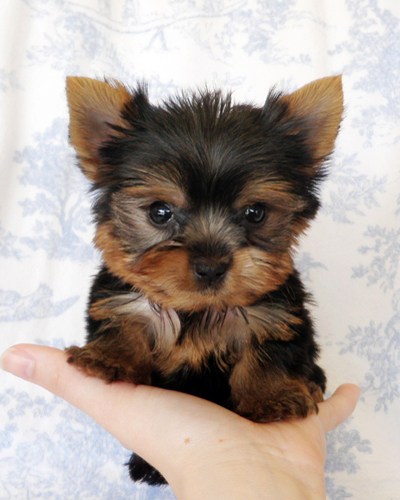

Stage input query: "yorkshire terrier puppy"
[{"left": 65, "top": 74, "right": 343, "bottom": 485}]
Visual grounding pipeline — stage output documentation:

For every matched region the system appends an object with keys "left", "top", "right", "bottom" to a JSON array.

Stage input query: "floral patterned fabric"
[{"left": 0, "top": 1, "right": 399, "bottom": 498}]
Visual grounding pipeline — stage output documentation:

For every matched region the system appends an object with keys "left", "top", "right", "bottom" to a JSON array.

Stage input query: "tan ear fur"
[
  {"left": 66, "top": 77, "right": 132, "bottom": 182},
  {"left": 284, "top": 75, "right": 343, "bottom": 161}
]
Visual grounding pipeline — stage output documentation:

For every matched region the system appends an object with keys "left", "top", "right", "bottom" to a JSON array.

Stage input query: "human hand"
[{"left": 1, "top": 344, "right": 359, "bottom": 499}]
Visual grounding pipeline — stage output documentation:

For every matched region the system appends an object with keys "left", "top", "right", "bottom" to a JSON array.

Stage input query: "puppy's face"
[{"left": 67, "top": 76, "right": 343, "bottom": 312}]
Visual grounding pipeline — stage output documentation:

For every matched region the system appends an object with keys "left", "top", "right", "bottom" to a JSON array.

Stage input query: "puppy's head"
[{"left": 66, "top": 76, "right": 343, "bottom": 312}]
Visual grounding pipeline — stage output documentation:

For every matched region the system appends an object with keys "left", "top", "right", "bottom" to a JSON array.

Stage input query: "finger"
[
  {"left": 1, "top": 343, "right": 128, "bottom": 406},
  {"left": 0, "top": 344, "right": 230, "bottom": 462},
  {"left": 318, "top": 383, "right": 360, "bottom": 433},
  {"left": 0, "top": 344, "right": 160, "bottom": 449}
]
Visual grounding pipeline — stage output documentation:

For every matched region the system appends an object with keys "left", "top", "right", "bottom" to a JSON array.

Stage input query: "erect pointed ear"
[
  {"left": 66, "top": 77, "right": 133, "bottom": 182},
  {"left": 283, "top": 75, "right": 343, "bottom": 164}
]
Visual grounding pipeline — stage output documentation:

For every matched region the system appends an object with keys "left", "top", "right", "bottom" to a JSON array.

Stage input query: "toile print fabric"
[{"left": 0, "top": 1, "right": 399, "bottom": 499}]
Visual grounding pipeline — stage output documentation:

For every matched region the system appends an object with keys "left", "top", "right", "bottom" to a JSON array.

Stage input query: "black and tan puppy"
[{"left": 65, "top": 75, "right": 343, "bottom": 485}]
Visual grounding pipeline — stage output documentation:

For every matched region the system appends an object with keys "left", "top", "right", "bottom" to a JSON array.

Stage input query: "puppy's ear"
[
  {"left": 66, "top": 77, "right": 134, "bottom": 182},
  {"left": 283, "top": 75, "right": 343, "bottom": 165}
]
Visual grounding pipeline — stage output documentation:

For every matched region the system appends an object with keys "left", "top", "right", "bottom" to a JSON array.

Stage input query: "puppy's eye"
[
  {"left": 244, "top": 204, "right": 266, "bottom": 224},
  {"left": 149, "top": 202, "right": 173, "bottom": 225}
]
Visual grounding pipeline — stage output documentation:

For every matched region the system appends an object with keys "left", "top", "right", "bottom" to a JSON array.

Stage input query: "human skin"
[{"left": 1, "top": 344, "right": 359, "bottom": 500}]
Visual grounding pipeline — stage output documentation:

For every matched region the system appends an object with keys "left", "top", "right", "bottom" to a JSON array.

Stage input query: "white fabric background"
[{"left": 0, "top": 1, "right": 399, "bottom": 498}]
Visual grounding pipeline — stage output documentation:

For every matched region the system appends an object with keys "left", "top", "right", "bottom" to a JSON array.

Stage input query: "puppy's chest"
[
  {"left": 98, "top": 294, "right": 297, "bottom": 373},
  {"left": 137, "top": 297, "right": 250, "bottom": 364},
  {"left": 101, "top": 294, "right": 251, "bottom": 366}
]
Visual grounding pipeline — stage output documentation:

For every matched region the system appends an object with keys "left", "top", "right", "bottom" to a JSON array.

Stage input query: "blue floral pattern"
[{"left": 0, "top": 0, "right": 399, "bottom": 498}]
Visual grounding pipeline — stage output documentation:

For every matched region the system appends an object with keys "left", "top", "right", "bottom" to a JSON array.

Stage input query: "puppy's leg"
[
  {"left": 229, "top": 346, "right": 322, "bottom": 423},
  {"left": 66, "top": 321, "right": 152, "bottom": 385}
]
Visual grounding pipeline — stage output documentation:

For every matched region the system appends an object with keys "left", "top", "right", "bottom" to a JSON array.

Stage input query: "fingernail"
[{"left": 0, "top": 347, "right": 35, "bottom": 380}]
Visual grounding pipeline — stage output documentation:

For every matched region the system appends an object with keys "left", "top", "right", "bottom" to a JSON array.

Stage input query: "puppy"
[{"left": 65, "top": 75, "right": 343, "bottom": 485}]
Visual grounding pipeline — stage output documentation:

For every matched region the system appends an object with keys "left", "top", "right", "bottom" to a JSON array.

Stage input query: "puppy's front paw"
[
  {"left": 234, "top": 380, "right": 319, "bottom": 423},
  {"left": 66, "top": 345, "right": 151, "bottom": 385},
  {"left": 66, "top": 345, "right": 120, "bottom": 382}
]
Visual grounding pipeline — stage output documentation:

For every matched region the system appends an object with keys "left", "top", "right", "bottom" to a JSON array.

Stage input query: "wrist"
[{"left": 169, "top": 447, "right": 326, "bottom": 500}]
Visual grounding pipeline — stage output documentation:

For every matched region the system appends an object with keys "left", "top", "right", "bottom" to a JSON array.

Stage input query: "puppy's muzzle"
[{"left": 193, "top": 257, "right": 230, "bottom": 287}]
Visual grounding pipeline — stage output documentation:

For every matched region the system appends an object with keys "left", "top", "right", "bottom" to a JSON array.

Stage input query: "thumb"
[{"left": 317, "top": 383, "right": 360, "bottom": 433}]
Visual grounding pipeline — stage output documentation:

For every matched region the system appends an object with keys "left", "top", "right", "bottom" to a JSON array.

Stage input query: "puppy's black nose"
[{"left": 193, "top": 260, "right": 230, "bottom": 286}]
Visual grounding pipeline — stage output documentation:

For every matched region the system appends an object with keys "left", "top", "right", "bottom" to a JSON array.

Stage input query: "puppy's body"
[{"left": 65, "top": 75, "right": 343, "bottom": 485}]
